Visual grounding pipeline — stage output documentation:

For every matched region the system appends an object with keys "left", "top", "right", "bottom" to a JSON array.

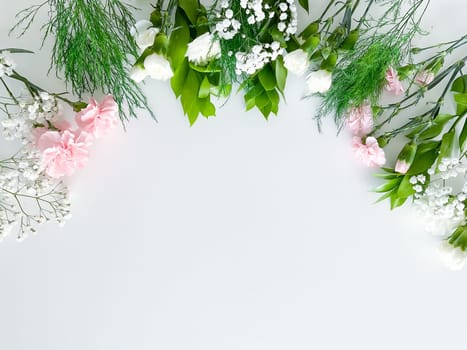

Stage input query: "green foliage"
[
  {"left": 168, "top": 5, "right": 224, "bottom": 125},
  {"left": 12, "top": 0, "right": 152, "bottom": 122},
  {"left": 298, "top": 0, "right": 309, "bottom": 12},
  {"left": 242, "top": 59, "right": 287, "bottom": 119},
  {"left": 321, "top": 39, "right": 401, "bottom": 124},
  {"left": 374, "top": 169, "right": 415, "bottom": 209},
  {"left": 451, "top": 74, "right": 467, "bottom": 116},
  {"left": 448, "top": 225, "right": 467, "bottom": 251}
]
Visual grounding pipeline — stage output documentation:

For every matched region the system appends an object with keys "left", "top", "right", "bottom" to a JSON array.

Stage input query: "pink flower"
[
  {"left": 346, "top": 103, "right": 374, "bottom": 137},
  {"left": 37, "top": 129, "right": 91, "bottom": 178},
  {"left": 395, "top": 160, "right": 410, "bottom": 174},
  {"left": 352, "top": 136, "right": 386, "bottom": 167},
  {"left": 75, "top": 95, "right": 119, "bottom": 138},
  {"left": 385, "top": 67, "right": 404, "bottom": 95},
  {"left": 415, "top": 70, "right": 434, "bottom": 86}
]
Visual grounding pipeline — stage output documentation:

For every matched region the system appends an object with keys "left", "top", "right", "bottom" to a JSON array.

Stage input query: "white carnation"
[
  {"left": 283, "top": 49, "right": 309, "bottom": 76},
  {"left": 129, "top": 65, "right": 147, "bottom": 83},
  {"left": 305, "top": 70, "right": 332, "bottom": 94},
  {"left": 438, "top": 241, "right": 467, "bottom": 270},
  {"left": 186, "top": 33, "right": 221, "bottom": 65},
  {"left": 144, "top": 53, "right": 173, "bottom": 81}
]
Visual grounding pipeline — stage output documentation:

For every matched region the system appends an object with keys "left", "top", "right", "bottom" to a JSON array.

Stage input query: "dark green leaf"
[
  {"left": 452, "top": 75, "right": 467, "bottom": 93},
  {"left": 178, "top": 0, "right": 199, "bottom": 24},
  {"left": 298, "top": 0, "right": 309, "bottom": 12}
]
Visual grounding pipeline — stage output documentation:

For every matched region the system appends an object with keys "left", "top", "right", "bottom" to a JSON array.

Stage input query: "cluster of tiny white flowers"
[
  {"left": 215, "top": 2, "right": 241, "bottom": 40},
  {"left": 276, "top": 0, "right": 298, "bottom": 39},
  {"left": 412, "top": 158, "right": 467, "bottom": 236},
  {"left": 0, "top": 148, "right": 71, "bottom": 241},
  {"left": 0, "top": 51, "right": 15, "bottom": 78},
  {"left": 214, "top": 0, "right": 297, "bottom": 41},
  {"left": 235, "top": 41, "right": 283, "bottom": 75},
  {"left": 2, "top": 92, "right": 58, "bottom": 142}
]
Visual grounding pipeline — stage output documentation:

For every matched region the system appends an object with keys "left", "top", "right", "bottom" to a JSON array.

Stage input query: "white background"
[{"left": 0, "top": 1, "right": 466, "bottom": 349}]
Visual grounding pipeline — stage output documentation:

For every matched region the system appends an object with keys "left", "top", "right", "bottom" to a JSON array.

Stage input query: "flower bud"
[
  {"left": 153, "top": 32, "right": 170, "bottom": 55},
  {"left": 395, "top": 142, "right": 417, "bottom": 174}
]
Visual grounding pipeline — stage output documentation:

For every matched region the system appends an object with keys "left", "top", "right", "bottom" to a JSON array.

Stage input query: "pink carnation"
[
  {"left": 346, "top": 103, "right": 374, "bottom": 137},
  {"left": 352, "top": 136, "right": 386, "bottom": 168},
  {"left": 75, "top": 95, "right": 119, "bottom": 138},
  {"left": 385, "top": 67, "right": 404, "bottom": 95},
  {"left": 415, "top": 70, "right": 435, "bottom": 86},
  {"left": 37, "top": 129, "right": 91, "bottom": 178}
]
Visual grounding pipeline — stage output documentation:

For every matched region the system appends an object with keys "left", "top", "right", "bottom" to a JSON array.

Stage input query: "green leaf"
[
  {"left": 397, "top": 175, "right": 415, "bottom": 198},
  {"left": 198, "top": 98, "right": 215, "bottom": 117},
  {"left": 448, "top": 225, "right": 467, "bottom": 250},
  {"left": 438, "top": 130, "right": 455, "bottom": 163},
  {"left": 452, "top": 75, "right": 467, "bottom": 93},
  {"left": 171, "top": 59, "right": 189, "bottom": 97},
  {"left": 258, "top": 102, "right": 272, "bottom": 119},
  {"left": 274, "top": 58, "right": 287, "bottom": 93},
  {"left": 258, "top": 65, "right": 276, "bottom": 91},
  {"left": 434, "top": 113, "right": 455, "bottom": 124},
  {"left": 340, "top": 29, "right": 359, "bottom": 50},
  {"left": 418, "top": 122, "right": 444, "bottom": 140},
  {"left": 298, "top": 0, "right": 309, "bottom": 12},
  {"left": 302, "top": 34, "right": 320, "bottom": 54},
  {"left": 180, "top": 69, "right": 200, "bottom": 118},
  {"left": 406, "top": 142, "right": 441, "bottom": 175},
  {"left": 266, "top": 89, "right": 279, "bottom": 108},
  {"left": 2, "top": 48, "right": 34, "bottom": 54},
  {"left": 178, "top": 0, "right": 199, "bottom": 24},
  {"left": 255, "top": 91, "right": 270, "bottom": 109},
  {"left": 374, "top": 178, "right": 400, "bottom": 193},
  {"left": 459, "top": 119, "right": 467, "bottom": 151},
  {"left": 245, "top": 97, "right": 256, "bottom": 111},
  {"left": 391, "top": 195, "right": 407, "bottom": 209},
  {"left": 299, "top": 21, "right": 319, "bottom": 40},
  {"left": 168, "top": 11, "right": 190, "bottom": 69},
  {"left": 198, "top": 75, "right": 211, "bottom": 99},
  {"left": 454, "top": 93, "right": 467, "bottom": 107}
]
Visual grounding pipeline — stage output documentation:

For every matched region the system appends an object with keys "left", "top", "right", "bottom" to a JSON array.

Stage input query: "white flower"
[
  {"left": 135, "top": 27, "right": 159, "bottom": 51},
  {"left": 143, "top": 53, "right": 173, "bottom": 81},
  {"left": 186, "top": 33, "right": 221, "bottom": 66},
  {"left": 129, "top": 65, "right": 147, "bottom": 83},
  {"left": 438, "top": 241, "right": 467, "bottom": 270},
  {"left": 132, "top": 20, "right": 160, "bottom": 52},
  {"left": 283, "top": 49, "right": 309, "bottom": 76},
  {"left": 305, "top": 70, "right": 332, "bottom": 94}
]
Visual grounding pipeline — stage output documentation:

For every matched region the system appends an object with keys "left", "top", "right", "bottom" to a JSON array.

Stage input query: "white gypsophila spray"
[
  {"left": 2, "top": 92, "right": 59, "bottom": 143},
  {"left": 412, "top": 158, "right": 466, "bottom": 236},
  {"left": 0, "top": 148, "right": 71, "bottom": 241},
  {"left": 235, "top": 41, "right": 283, "bottom": 75}
]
